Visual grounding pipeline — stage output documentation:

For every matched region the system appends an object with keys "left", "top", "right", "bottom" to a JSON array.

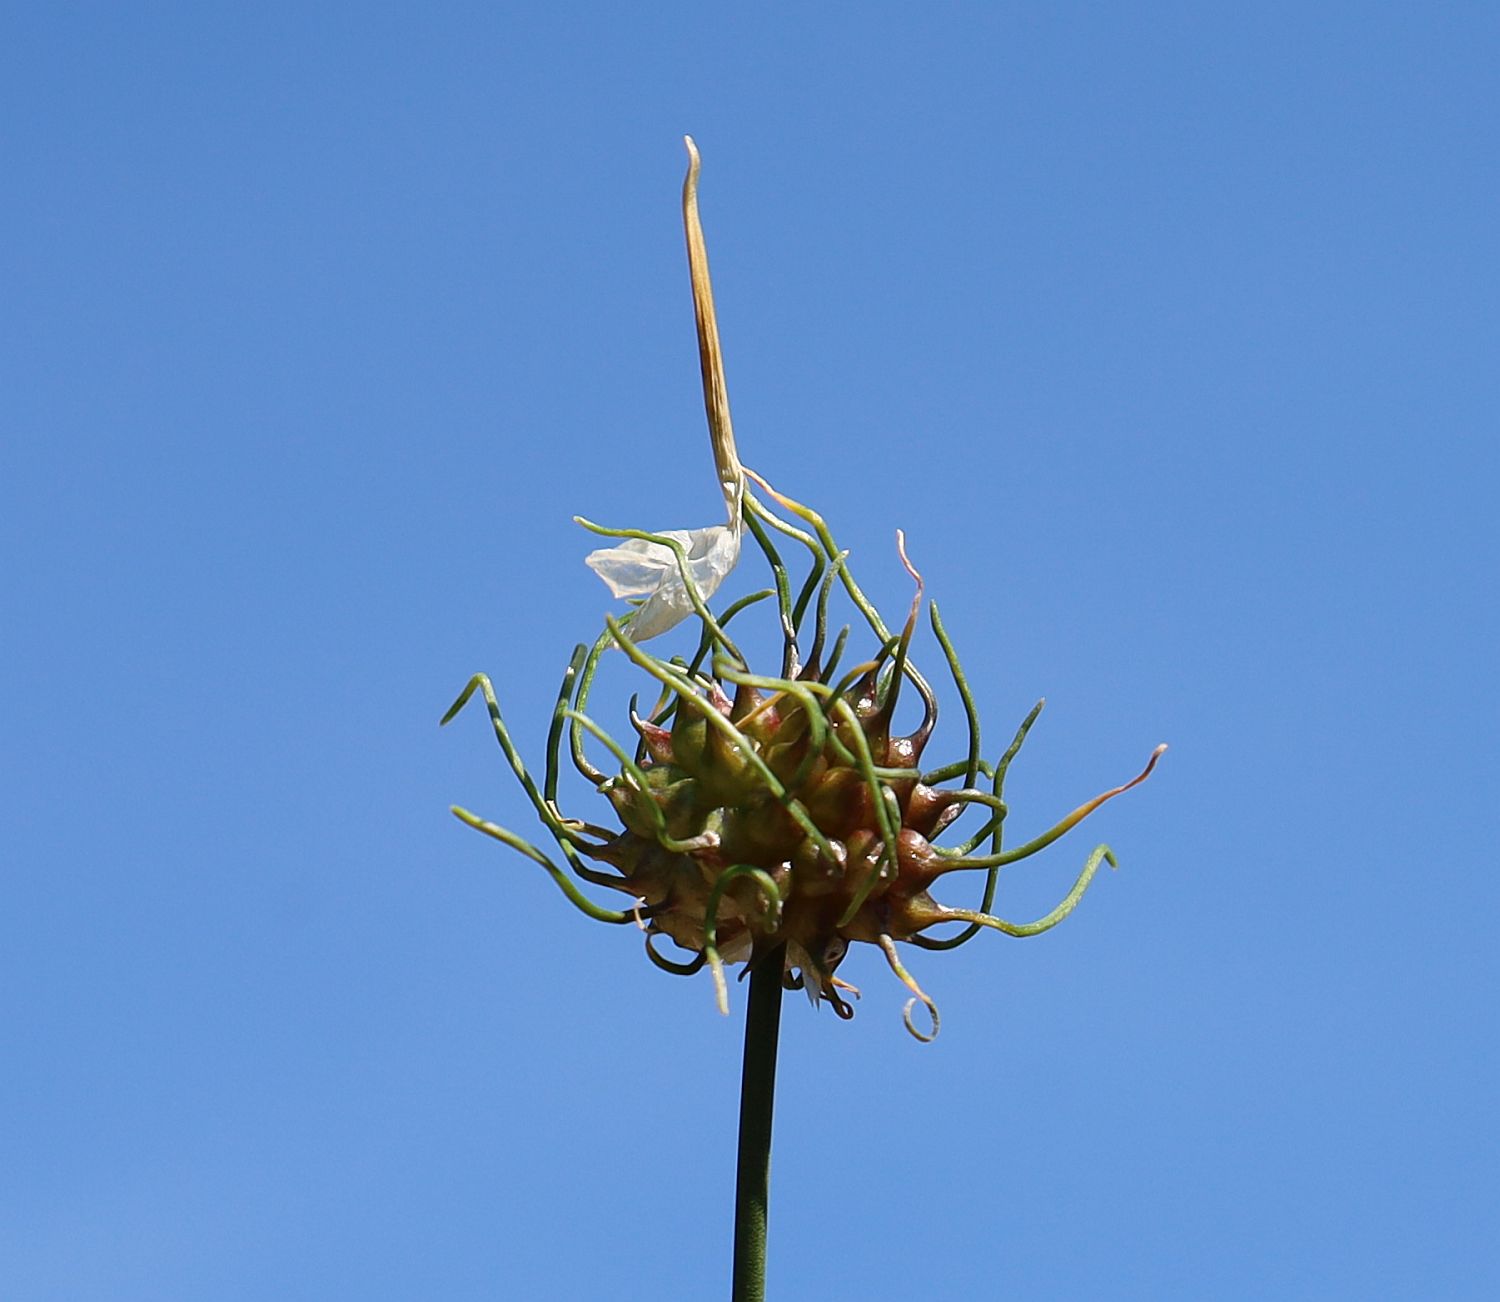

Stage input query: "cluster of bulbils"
[
  {"left": 444, "top": 137, "right": 1161, "bottom": 1039},
  {"left": 443, "top": 471, "right": 1164, "bottom": 1041}
]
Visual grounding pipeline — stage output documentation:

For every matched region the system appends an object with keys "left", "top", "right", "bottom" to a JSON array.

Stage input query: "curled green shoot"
[
  {"left": 993, "top": 699, "right": 1046, "bottom": 804},
  {"left": 645, "top": 931, "right": 707, "bottom": 976},
  {"left": 545, "top": 644, "right": 590, "bottom": 803},
  {"left": 629, "top": 694, "right": 659, "bottom": 767},
  {"left": 829, "top": 638, "right": 902, "bottom": 702},
  {"left": 745, "top": 491, "right": 825, "bottom": 631},
  {"left": 685, "top": 589, "right": 775, "bottom": 684},
  {"left": 449, "top": 805, "right": 634, "bottom": 924},
  {"left": 568, "top": 627, "right": 615, "bottom": 785},
  {"left": 742, "top": 505, "right": 799, "bottom": 676},
  {"left": 934, "top": 843, "right": 1118, "bottom": 937},
  {"left": 913, "top": 699, "right": 1042, "bottom": 951},
  {"left": 934, "top": 788, "right": 1009, "bottom": 841},
  {"left": 933, "top": 792, "right": 1010, "bottom": 860},
  {"left": 950, "top": 744, "right": 1167, "bottom": 871},
  {"left": 441, "top": 673, "right": 613, "bottom": 882},
  {"left": 745, "top": 465, "right": 934, "bottom": 706},
  {"left": 929, "top": 601, "right": 981, "bottom": 790},
  {"left": 645, "top": 586, "right": 770, "bottom": 741},
  {"left": 820, "top": 624, "right": 851, "bottom": 686},
  {"left": 877, "top": 934, "right": 940, "bottom": 1043},
  {"left": 800, "top": 548, "right": 849, "bottom": 680}
]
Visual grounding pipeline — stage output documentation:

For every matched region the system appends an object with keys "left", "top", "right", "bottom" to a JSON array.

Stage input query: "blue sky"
[{"left": 3, "top": 4, "right": 1497, "bottom": 1298}]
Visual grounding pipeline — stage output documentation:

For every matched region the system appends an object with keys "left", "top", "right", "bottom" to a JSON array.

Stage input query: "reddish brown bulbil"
[{"left": 581, "top": 656, "right": 956, "bottom": 1009}]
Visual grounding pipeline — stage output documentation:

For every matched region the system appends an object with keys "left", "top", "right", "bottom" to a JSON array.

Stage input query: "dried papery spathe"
[{"left": 580, "top": 136, "right": 745, "bottom": 642}]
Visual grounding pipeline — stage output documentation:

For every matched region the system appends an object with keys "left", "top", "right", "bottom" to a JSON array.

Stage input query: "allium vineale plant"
[{"left": 443, "top": 139, "right": 1164, "bottom": 1042}]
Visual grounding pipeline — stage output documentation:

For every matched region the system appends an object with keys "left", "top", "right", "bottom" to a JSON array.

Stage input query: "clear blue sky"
[{"left": 4, "top": 4, "right": 1497, "bottom": 1299}]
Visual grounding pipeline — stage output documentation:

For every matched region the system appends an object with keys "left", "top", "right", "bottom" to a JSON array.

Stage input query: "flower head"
[{"left": 444, "top": 142, "right": 1165, "bottom": 1039}]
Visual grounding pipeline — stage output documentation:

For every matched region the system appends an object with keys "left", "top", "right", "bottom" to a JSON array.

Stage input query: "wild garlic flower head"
[{"left": 443, "top": 142, "right": 1164, "bottom": 1039}]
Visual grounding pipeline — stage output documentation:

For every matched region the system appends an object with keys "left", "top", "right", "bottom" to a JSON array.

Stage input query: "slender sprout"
[
  {"left": 913, "top": 699, "right": 1043, "bottom": 951},
  {"left": 568, "top": 627, "right": 615, "bottom": 785},
  {"left": 877, "top": 935, "right": 940, "bottom": 1042},
  {"left": 929, "top": 601, "right": 981, "bottom": 790},
  {"left": 649, "top": 591, "right": 775, "bottom": 736},
  {"left": 746, "top": 491, "right": 825, "bottom": 630},
  {"left": 744, "top": 466, "right": 934, "bottom": 706},
  {"left": 645, "top": 932, "right": 707, "bottom": 976},
  {"left": 441, "top": 674, "right": 617, "bottom": 887},
  {"left": 799, "top": 548, "right": 848, "bottom": 680},
  {"left": 934, "top": 844, "right": 1119, "bottom": 936},
  {"left": 829, "top": 639, "right": 902, "bottom": 702},
  {"left": 685, "top": 589, "right": 775, "bottom": 682},
  {"left": 949, "top": 744, "right": 1167, "bottom": 870},
  {"left": 544, "top": 644, "right": 590, "bottom": 802},
  {"left": 742, "top": 504, "right": 800, "bottom": 676},
  {"left": 448, "top": 806, "right": 634, "bottom": 924},
  {"left": 820, "top": 625, "right": 851, "bottom": 686}
]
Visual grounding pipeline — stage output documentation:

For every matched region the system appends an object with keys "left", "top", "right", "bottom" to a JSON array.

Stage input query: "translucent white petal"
[
  {"left": 583, "top": 529, "right": 698, "bottom": 599},
  {"left": 584, "top": 523, "right": 741, "bottom": 640}
]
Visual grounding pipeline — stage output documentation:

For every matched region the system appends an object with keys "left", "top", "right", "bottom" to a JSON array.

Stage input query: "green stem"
[{"left": 732, "top": 944, "right": 785, "bottom": 1302}]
